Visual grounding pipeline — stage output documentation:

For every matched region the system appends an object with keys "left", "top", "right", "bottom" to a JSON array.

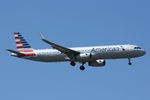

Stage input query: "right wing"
[{"left": 40, "top": 33, "right": 80, "bottom": 59}]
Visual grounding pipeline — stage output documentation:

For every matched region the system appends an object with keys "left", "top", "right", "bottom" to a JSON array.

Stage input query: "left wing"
[{"left": 40, "top": 33, "right": 80, "bottom": 59}]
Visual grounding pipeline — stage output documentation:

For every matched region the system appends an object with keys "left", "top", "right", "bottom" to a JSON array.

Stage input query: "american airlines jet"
[{"left": 7, "top": 32, "right": 146, "bottom": 70}]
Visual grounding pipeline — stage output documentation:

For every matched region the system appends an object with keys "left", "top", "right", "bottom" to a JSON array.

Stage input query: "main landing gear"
[
  {"left": 80, "top": 66, "right": 85, "bottom": 71},
  {"left": 70, "top": 61, "right": 85, "bottom": 71},
  {"left": 80, "top": 63, "right": 85, "bottom": 71},
  {"left": 70, "top": 61, "right": 76, "bottom": 66},
  {"left": 128, "top": 58, "right": 132, "bottom": 65}
]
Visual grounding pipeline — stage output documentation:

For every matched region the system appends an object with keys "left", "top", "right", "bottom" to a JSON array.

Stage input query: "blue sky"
[{"left": 0, "top": 0, "right": 150, "bottom": 100}]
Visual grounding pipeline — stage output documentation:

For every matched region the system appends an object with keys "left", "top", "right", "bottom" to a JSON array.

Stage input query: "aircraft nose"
[
  {"left": 143, "top": 50, "right": 146, "bottom": 55},
  {"left": 141, "top": 50, "right": 146, "bottom": 56}
]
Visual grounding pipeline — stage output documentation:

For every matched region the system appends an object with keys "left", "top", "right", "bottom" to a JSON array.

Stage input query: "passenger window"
[{"left": 134, "top": 47, "right": 141, "bottom": 49}]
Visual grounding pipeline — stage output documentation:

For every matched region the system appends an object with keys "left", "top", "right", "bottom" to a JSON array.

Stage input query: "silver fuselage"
[{"left": 16, "top": 44, "right": 145, "bottom": 62}]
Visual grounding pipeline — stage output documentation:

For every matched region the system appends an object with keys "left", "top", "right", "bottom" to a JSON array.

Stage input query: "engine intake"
[{"left": 88, "top": 59, "right": 106, "bottom": 67}]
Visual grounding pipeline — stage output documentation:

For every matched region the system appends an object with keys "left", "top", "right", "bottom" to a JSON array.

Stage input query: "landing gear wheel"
[
  {"left": 128, "top": 62, "right": 132, "bottom": 65},
  {"left": 128, "top": 58, "right": 132, "bottom": 65},
  {"left": 70, "top": 61, "right": 76, "bottom": 66},
  {"left": 80, "top": 66, "right": 85, "bottom": 71}
]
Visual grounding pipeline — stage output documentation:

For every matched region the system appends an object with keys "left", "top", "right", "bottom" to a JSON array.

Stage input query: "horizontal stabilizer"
[{"left": 7, "top": 49, "right": 25, "bottom": 56}]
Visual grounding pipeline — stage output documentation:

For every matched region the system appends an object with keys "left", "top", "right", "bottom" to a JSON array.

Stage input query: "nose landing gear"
[{"left": 128, "top": 58, "right": 132, "bottom": 65}]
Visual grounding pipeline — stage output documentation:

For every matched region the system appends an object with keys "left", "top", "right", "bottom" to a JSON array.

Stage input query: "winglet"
[{"left": 40, "top": 32, "right": 45, "bottom": 40}]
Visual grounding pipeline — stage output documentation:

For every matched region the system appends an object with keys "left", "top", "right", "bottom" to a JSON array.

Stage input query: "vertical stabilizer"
[{"left": 14, "top": 32, "right": 33, "bottom": 51}]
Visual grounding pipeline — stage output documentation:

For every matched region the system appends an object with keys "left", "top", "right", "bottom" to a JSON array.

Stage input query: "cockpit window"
[{"left": 134, "top": 47, "right": 141, "bottom": 49}]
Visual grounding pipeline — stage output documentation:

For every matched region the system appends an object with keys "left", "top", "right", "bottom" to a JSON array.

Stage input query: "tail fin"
[{"left": 14, "top": 32, "right": 33, "bottom": 51}]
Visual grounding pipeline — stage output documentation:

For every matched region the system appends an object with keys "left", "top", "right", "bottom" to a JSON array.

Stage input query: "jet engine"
[{"left": 88, "top": 59, "right": 106, "bottom": 67}]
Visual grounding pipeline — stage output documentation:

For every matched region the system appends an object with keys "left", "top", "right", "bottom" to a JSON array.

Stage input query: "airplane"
[{"left": 7, "top": 32, "right": 146, "bottom": 70}]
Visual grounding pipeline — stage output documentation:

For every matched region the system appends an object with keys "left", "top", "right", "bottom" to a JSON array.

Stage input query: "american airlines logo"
[
  {"left": 91, "top": 47, "right": 120, "bottom": 53},
  {"left": 120, "top": 46, "right": 125, "bottom": 51}
]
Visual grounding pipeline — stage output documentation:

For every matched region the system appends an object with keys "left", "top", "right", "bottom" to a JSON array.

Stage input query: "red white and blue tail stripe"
[{"left": 14, "top": 32, "right": 36, "bottom": 56}]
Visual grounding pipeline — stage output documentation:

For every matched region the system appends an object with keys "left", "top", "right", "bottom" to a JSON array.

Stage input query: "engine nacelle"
[
  {"left": 76, "top": 53, "right": 91, "bottom": 61},
  {"left": 88, "top": 59, "right": 106, "bottom": 67}
]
